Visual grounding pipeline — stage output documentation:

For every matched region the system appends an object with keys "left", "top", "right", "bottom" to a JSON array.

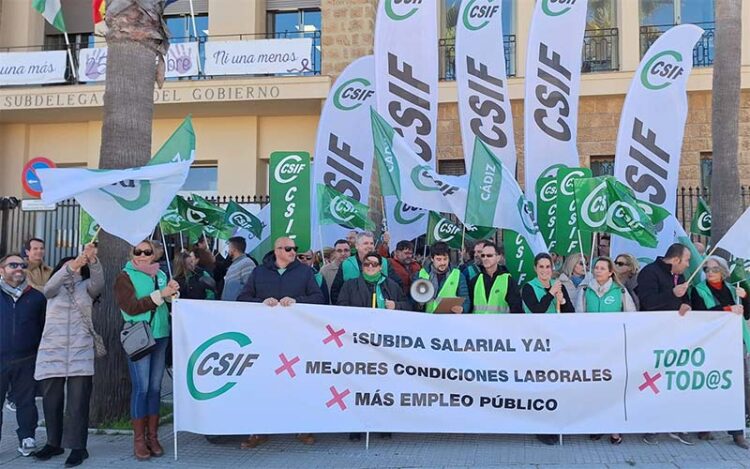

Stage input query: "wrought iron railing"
[
  {"left": 439, "top": 35, "right": 516, "bottom": 81},
  {"left": 640, "top": 22, "right": 715, "bottom": 67},
  {"left": 582, "top": 28, "right": 619, "bottom": 72}
]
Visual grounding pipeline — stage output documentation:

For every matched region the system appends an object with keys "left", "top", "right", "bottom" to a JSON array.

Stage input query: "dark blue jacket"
[
  {"left": 237, "top": 253, "right": 325, "bottom": 305},
  {"left": 1, "top": 286, "right": 46, "bottom": 368}
]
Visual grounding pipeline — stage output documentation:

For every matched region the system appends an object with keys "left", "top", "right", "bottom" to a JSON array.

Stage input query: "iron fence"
[
  {"left": 439, "top": 35, "right": 516, "bottom": 81},
  {"left": 0, "top": 195, "right": 269, "bottom": 268},
  {"left": 582, "top": 28, "right": 619, "bottom": 73},
  {"left": 640, "top": 22, "right": 715, "bottom": 67}
]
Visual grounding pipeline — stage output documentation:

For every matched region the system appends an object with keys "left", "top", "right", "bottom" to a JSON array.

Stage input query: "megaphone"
[{"left": 410, "top": 278, "right": 435, "bottom": 304}]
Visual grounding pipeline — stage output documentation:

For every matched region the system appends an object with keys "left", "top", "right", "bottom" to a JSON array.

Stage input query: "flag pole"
[
  {"left": 187, "top": 0, "right": 203, "bottom": 74},
  {"left": 460, "top": 224, "right": 467, "bottom": 257},
  {"left": 179, "top": 231, "right": 185, "bottom": 251},
  {"left": 62, "top": 32, "right": 78, "bottom": 81},
  {"left": 685, "top": 244, "right": 719, "bottom": 285},
  {"left": 159, "top": 223, "right": 174, "bottom": 279},
  {"left": 91, "top": 226, "right": 102, "bottom": 244},
  {"left": 577, "top": 230, "right": 588, "bottom": 273},
  {"left": 318, "top": 225, "right": 327, "bottom": 266},
  {"left": 589, "top": 232, "right": 598, "bottom": 274}
]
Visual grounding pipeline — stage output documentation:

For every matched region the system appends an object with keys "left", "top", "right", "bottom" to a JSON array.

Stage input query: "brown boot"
[
  {"left": 132, "top": 418, "right": 151, "bottom": 461},
  {"left": 146, "top": 414, "right": 164, "bottom": 457}
]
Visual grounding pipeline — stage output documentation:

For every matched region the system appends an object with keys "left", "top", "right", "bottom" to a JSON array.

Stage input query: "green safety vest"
[
  {"left": 522, "top": 278, "right": 558, "bottom": 314},
  {"left": 418, "top": 268, "right": 461, "bottom": 314},
  {"left": 341, "top": 256, "right": 389, "bottom": 281},
  {"left": 120, "top": 262, "right": 170, "bottom": 339},
  {"left": 694, "top": 281, "right": 750, "bottom": 354},
  {"left": 473, "top": 273, "right": 509, "bottom": 314},
  {"left": 583, "top": 282, "right": 623, "bottom": 313}
]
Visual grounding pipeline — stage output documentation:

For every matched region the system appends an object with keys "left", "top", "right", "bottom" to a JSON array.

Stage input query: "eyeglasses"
[
  {"left": 480, "top": 254, "right": 495, "bottom": 258},
  {"left": 276, "top": 246, "right": 298, "bottom": 252},
  {"left": 614, "top": 261, "right": 629, "bottom": 267},
  {"left": 703, "top": 266, "right": 722, "bottom": 274},
  {"left": 3, "top": 262, "right": 28, "bottom": 269},
  {"left": 297, "top": 255, "right": 313, "bottom": 261},
  {"left": 362, "top": 261, "right": 380, "bottom": 268},
  {"left": 133, "top": 249, "right": 153, "bottom": 257}
]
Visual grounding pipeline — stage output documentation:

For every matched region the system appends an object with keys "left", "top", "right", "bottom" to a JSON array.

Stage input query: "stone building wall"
[{"left": 321, "top": 0, "right": 378, "bottom": 80}]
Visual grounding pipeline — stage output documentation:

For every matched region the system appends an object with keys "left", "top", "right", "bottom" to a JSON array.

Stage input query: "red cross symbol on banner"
[
  {"left": 274, "top": 353, "right": 300, "bottom": 378},
  {"left": 638, "top": 371, "right": 662, "bottom": 394},
  {"left": 322, "top": 324, "right": 346, "bottom": 348},
  {"left": 326, "top": 386, "right": 351, "bottom": 410}
]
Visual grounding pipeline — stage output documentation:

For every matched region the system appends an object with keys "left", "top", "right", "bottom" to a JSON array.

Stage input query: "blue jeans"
[{"left": 127, "top": 338, "right": 168, "bottom": 419}]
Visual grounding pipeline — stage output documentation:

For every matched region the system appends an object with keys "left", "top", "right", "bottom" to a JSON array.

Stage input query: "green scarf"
[{"left": 363, "top": 272, "right": 386, "bottom": 309}]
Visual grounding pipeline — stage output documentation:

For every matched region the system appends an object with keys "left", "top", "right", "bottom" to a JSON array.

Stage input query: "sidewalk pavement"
[{"left": 2, "top": 403, "right": 750, "bottom": 469}]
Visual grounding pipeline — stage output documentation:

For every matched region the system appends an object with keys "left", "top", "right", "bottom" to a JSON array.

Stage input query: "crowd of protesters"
[{"left": 1, "top": 228, "right": 749, "bottom": 466}]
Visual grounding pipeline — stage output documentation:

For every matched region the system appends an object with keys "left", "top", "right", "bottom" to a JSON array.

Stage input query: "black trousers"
[
  {"left": 0, "top": 357, "right": 38, "bottom": 443},
  {"left": 40, "top": 376, "right": 92, "bottom": 450}
]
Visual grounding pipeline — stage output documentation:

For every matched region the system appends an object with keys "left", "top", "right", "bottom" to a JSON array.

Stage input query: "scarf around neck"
[{"left": 1, "top": 277, "right": 28, "bottom": 302}]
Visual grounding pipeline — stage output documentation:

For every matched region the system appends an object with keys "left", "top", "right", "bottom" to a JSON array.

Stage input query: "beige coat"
[{"left": 34, "top": 261, "right": 103, "bottom": 381}]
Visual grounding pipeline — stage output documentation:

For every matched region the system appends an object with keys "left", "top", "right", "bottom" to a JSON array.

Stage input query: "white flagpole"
[
  {"left": 159, "top": 223, "right": 173, "bottom": 279},
  {"left": 62, "top": 31, "right": 78, "bottom": 81},
  {"left": 188, "top": 0, "right": 203, "bottom": 74}
]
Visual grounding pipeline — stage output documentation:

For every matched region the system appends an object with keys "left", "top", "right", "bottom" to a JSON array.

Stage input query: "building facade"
[{"left": 1, "top": 0, "right": 749, "bottom": 202}]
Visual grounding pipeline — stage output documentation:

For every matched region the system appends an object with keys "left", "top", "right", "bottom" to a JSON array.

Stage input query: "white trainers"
[
  {"left": 668, "top": 432, "right": 695, "bottom": 446},
  {"left": 17, "top": 437, "right": 36, "bottom": 456},
  {"left": 5, "top": 400, "right": 16, "bottom": 412}
]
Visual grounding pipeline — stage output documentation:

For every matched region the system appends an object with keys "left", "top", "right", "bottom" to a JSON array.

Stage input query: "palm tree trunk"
[
  {"left": 90, "top": 1, "right": 167, "bottom": 425},
  {"left": 710, "top": 0, "right": 743, "bottom": 250}
]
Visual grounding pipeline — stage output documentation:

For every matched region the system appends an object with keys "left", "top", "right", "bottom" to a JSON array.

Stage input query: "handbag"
[{"left": 120, "top": 277, "right": 160, "bottom": 361}]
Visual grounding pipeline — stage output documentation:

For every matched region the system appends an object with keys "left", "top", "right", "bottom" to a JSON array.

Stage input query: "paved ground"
[
  {"left": 3, "top": 410, "right": 750, "bottom": 468},
  {"left": 2, "top": 377, "right": 749, "bottom": 468}
]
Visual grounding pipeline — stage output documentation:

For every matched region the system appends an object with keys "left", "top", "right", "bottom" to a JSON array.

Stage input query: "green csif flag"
[
  {"left": 555, "top": 167, "right": 593, "bottom": 256},
  {"left": 690, "top": 197, "right": 711, "bottom": 237},
  {"left": 317, "top": 184, "right": 375, "bottom": 231},
  {"left": 161, "top": 196, "right": 198, "bottom": 235},
  {"left": 535, "top": 175, "right": 558, "bottom": 254},
  {"left": 79, "top": 208, "right": 100, "bottom": 245},
  {"left": 573, "top": 176, "right": 658, "bottom": 248},
  {"left": 730, "top": 258, "right": 750, "bottom": 297},
  {"left": 503, "top": 230, "right": 536, "bottom": 286},
  {"left": 426, "top": 212, "right": 495, "bottom": 250},
  {"left": 269, "top": 152, "right": 311, "bottom": 251},
  {"left": 225, "top": 201, "right": 263, "bottom": 239}
]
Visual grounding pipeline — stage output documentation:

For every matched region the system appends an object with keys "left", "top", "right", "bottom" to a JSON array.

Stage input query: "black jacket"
[
  {"left": 636, "top": 257, "right": 688, "bottom": 311},
  {"left": 690, "top": 282, "right": 750, "bottom": 319},
  {"left": 238, "top": 253, "right": 324, "bottom": 304},
  {"left": 521, "top": 282, "right": 575, "bottom": 313},
  {"left": 336, "top": 277, "right": 412, "bottom": 311},
  {"left": 1, "top": 285, "right": 46, "bottom": 368},
  {"left": 467, "top": 266, "right": 523, "bottom": 313},
  {"left": 330, "top": 256, "right": 403, "bottom": 305},
  {"left": 176, "top": 268, "right": 216, "bottom": 300}
]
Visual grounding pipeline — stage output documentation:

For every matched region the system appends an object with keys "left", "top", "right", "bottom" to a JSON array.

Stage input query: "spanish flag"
[{"left": 92, "top": 0, "right": 105, "bottom": 24}]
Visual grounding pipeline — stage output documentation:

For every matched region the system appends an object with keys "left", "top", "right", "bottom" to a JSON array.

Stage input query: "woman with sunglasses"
[
  {"left": 114, "top": 240, "right": 179, "bottom": 461},
  {"left": 33, "top": 243, "right": 102, "bottom": 467},
  {"left": 173, "top": 249, "right": 216, "bottom": 300},
  {"left": 689, "top": 256, "right": 750, "bottom": 449},
  {"left": 613, "top": 254, "right": 640, "bottom": 310},
  {"left": 337, "top": 253, "right": 411, "bottom": 312}
]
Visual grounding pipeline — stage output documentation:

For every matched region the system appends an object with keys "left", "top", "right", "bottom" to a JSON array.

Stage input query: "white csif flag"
[
  {"left": 715, "top": 206, "right": 750, "bottom": 260},
  {"left": 37, "top": 160, "right": 192, "bottom": 246}
]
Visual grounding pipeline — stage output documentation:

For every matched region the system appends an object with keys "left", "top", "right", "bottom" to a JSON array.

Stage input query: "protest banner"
[{"left": 173, "top": 301, "right": 743, "bottom": 438}]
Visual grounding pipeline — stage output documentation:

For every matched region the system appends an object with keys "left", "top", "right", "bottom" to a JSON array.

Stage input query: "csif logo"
[
  {"left": 411, "top": 165, "right": 440, "bottom": 192},
  {"left": 640, "top": 50, "right": 685, "bottom": 91},
  {"left": 330, "top": 195, "right": 356, "bottom": 223},
  {"left": 433, "top": 218, "right": 460, "bottom": 242},
  {"left": 186, "top": 208, "right": 208, "bottom": 225},
  {"left": 697, "top": 211, "right": 711, "bottom": 232},
  {"left": 559, "top": 169, "right": 586, "bottom": 197},
  {"left": 385, "top": 0, "right": 423, "bottom": 21},
  {"left": 333, "top": 78, "right": 374, "bottom": 111},
  {"left": 228, "top": 211, "right": 253, "bottom": 230},
  {"left": 603, "top": 296, "right": 616, "bottom": 305},
  {"left": 100, "top": 180, "right": 151, "bottom": 211},
  {"left": 187, "top": 332, "right": 259, "bottom": 401},
  {"left": 539, "top": 178, "right": 558, "bottom": 203},
  {"left": 517, "top": 197, "right": 540, "bottom": 234},
  {"left": 462, "top": 0, "right": 499, "bottom": 31},
  {"left": 541, "top": 0, "right": 578, "bottom": 17},
  {"left": 394, "top": 201, "right": 425, "bottom": 224},
  {"left": 273, "top": 154, "right": 306, "bottom": 184}
]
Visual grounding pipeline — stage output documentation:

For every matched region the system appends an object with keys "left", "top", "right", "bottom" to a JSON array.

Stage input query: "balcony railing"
[
  {"left": 0, "top": 31, "right": 322, "bottom": 86},
  {"left": 582, "top": 28, "right": 619, "bottom": 72},
  {"left": 640, "top": 22, "right": 715, "bottom": 67},
  {"left": 439, "top": 35, "right": 516, "bottom": 81}
]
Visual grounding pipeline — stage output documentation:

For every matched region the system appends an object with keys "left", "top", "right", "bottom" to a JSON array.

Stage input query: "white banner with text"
[
  {"left": 0, "top": 50, "right": 67, "bottom": 86},
  {"left": 203, "top": 38, "right": 312, "bottom": 76},
  {"left": 77, "top": 42, "right": 200, "bottom": 82},
  {"left": 173, "top": 301, "right": 744, "bottom": 435}
]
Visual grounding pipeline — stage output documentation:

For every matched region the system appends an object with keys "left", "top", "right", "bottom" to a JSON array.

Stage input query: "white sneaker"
[
  {"left": 5, "top": 400, "right": 16, "bottom": 412},
  {"left": 668, "top": 432, "right": 695, "bottom": 446},
  {"left": 17, "top": 437, "right": 36, "bottom": 456}
]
